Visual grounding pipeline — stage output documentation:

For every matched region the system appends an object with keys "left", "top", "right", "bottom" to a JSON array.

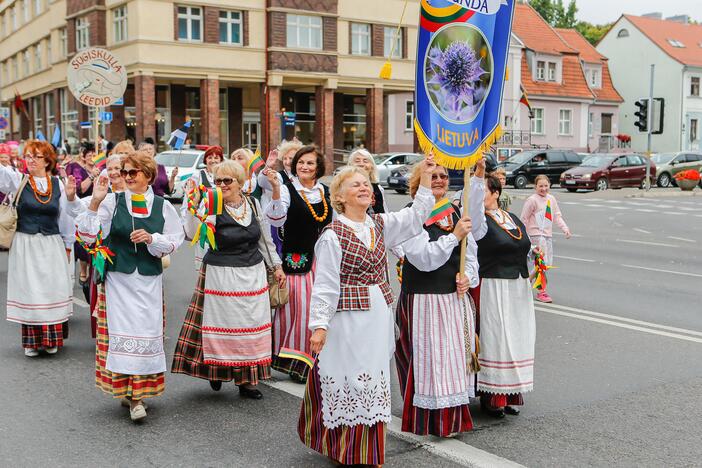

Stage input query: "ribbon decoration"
[
  {"left": 532, "top": 251, "right": 555, "bottom": 291},
  {"left": 186, "top": 184, "right": 222, "bottom": 250},
  {"left": 75, "top": 229, "right": 115, "bottom": 281}
]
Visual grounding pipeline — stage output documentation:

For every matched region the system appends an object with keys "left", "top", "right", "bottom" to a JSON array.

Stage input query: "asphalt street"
[{"left": 1, "top": 185, "right": 701, "bottom": 467}]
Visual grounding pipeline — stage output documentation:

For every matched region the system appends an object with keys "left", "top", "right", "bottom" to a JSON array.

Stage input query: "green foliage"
[
  {"left": 529, "top": 0, "right": 611, "bottom": 45},
  {"left": 575, "top": 21, "right": 612, "bottom": 45}
]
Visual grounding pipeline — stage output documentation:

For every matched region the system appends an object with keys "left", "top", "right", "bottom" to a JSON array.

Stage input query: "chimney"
[
  {"left": 666, "top": 15, "right": 690, "bottom": 25},
  {"left": 642, "top": 12, "right": 663, "bottom": 20}
]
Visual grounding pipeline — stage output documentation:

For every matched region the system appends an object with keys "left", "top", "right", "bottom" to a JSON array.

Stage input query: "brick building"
[{"left": 0, "top": 0, "right": 418, "bottom": 169}]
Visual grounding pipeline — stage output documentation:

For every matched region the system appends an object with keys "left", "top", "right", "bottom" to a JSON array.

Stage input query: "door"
[
  {"left": 608, "top": 156, "right": 630, "bottom": 187},
  {"left": 546, "top": 151, "right": 567, "bottom": 183},
  {"left": 627, "top": 155, "right": 646, "bottom": 186}
]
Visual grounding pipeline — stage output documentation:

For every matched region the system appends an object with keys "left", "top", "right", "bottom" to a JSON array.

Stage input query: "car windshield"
[
  {"left": 506, "top": 151, "right": 538, "bottom": 164},
  {"left": 156, "top": 152, "right": 200, "bottom": 167},
  {"left": 581, "top": 155, "right": 615, "bottom": 167},
  {"left": 651, "top": 153, "right": 676, "bottom": 164},
  {"left": 374, "top": 154, "right": 393, "bottom": 164}
]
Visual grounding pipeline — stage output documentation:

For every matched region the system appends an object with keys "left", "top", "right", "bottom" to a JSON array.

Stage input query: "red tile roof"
[
  {"left": 512, "top": 3, "right": 575, "bottom": 55},
  {"left": 594, "top": 63, "right": 624, "bottom": 103},
  {"left": 624, "top": 14, "right": 702, "bottom": 67},
  {"left": 520, "top": 54, "right": 594, "bottom": 100}
]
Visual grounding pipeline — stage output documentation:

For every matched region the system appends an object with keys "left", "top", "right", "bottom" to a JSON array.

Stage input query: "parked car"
[
  {"left": 651, "top": 152, "right": 702, "bottom": 187},
  {"left": 560, "top": 153, "right": 656, "bottom": 192},
  {"left": 155, "top": 148, "right": 207, "bottom": 200},
  {"left": 387, "top": 166, "right": 464, "bottom": 194},
  {"left": 501, "top": 149, "right": 583, "bottom": 189}
]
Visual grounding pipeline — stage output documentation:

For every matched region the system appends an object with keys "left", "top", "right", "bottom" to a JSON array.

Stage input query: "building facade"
[
  {"left": 598, "top": 13, "right": 702, "bottom": 153},
  {"left": 0, "top": 0, "right": 418, "bottom": 168}
]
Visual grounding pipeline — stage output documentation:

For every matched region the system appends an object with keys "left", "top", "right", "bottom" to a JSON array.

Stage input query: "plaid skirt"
[
  {"left": 95, "top": 284, "right": 165, "bottom": 400},
  {"left": 21, "top": 323, "right": 66, "bottom": 350},
  {"left": 171, "top": 265, "right": 271, "bottom": 385}
]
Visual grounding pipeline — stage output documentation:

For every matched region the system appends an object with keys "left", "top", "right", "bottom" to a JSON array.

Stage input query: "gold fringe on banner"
[{"left": 414, "top": 119, "right": 502, "bottom": 170}]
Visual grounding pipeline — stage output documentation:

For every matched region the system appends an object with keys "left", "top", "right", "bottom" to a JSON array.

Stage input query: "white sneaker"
[
  {"left": 24, "top": 348, "right": 39, "bottom": 357},
  {"left": 45, "top": 347, "right": 58, "bottom": 354},
  {"left": 130, "top": 402, "right": 147, "bottom": 421},
  {"left": 121, "top": 398, "right": 148, "bottom": 410}
]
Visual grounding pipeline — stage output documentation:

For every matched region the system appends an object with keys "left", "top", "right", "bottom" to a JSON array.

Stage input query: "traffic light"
[
  {"left": 652, "top": 98, "right": 665, "bottom": 135},
  {"left": 634, "top": 99, "right": 649, "bottom": 132}
]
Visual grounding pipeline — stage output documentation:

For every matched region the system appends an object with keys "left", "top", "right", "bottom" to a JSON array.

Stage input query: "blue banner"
[{"left": 414, "top": 0, "right": 515, "bottom": 169}]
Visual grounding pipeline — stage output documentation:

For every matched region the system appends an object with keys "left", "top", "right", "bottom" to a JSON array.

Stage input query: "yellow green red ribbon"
[{"left": 75, "top": 229, "right": 115, "bottom": 281}]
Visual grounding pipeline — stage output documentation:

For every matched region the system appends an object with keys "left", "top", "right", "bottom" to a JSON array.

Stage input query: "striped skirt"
[
  {"left": 95, "top": 285, "right": 165, "bottom": 400},
  {"left": 272, "top": 271, "right": 313, "bottom": 381},
  {"left": 171, "top": 267, "right": 271, "bottom": 385},
  {"left": 395, "top": 292, "right": 474, "bottom": 437},
  {"left": 298, "top": 362, "right": 386, "bottom": 465}
]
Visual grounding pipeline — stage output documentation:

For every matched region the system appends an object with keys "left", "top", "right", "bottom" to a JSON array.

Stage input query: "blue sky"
[{"left": 573, "top": 0, "right": 697, "bottom": 24}]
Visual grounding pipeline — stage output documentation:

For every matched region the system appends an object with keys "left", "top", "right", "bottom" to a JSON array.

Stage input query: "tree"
[
  {"left": 575, "top": 21, "right": 612, "bottom": 45},
  {"left": 529, "top": 0, "right": 556, "bottom": 24},
  {"left": 529, "top": 0, "right": 610, "bottom": 45},
  {"left": 554, "top": 0, "right": 578, "bottom": 28}
]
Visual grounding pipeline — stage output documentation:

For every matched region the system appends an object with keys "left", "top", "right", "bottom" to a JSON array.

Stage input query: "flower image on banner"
[{"left": 415, "top": 0, "right": 515, "bottom": 169}]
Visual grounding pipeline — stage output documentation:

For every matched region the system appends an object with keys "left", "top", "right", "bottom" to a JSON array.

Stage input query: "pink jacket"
[{"left": 520, "top": 193, "right": 569, "bottom": 237}]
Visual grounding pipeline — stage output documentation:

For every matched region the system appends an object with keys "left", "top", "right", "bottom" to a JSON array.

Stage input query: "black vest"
[
  {"left": 369, "top": 183, "right": 385, "bottom": 214},
  {"left": 203, "top": 197, "right": 264, "bottom": 268},
  {"left": 17, "top": 176, "right": 61, "bottom": 236},
  {"left": 279, "top": 170, "right": 291, "bottom": 185},
  {"left": 402, "top": 205, "right": 461, "bottom": 294},
  {"left": 105, "top": 193, "right": 165, "bottom": 276},
  {"left": 477, "top": 212, "right": 531, "bottom": 279},
  {"left": 200, "top": 170, "right": 212, "bottom": 188},
  {"left": 281, "top": 182, "right": 332, "bottom": 274}
]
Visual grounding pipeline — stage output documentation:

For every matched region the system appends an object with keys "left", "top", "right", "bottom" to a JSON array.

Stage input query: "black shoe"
[
  {"left": 209, "top": 380, "right": 222, "bottom": 391},
  {"left": 238, "top": 385, "right": 263, "bottom": 400},
  {"left": 504, "top": 405, "right": 520, "bottom": 416},
  {"left": 480, "top": 397, "right": 506, "bottom": 419}
]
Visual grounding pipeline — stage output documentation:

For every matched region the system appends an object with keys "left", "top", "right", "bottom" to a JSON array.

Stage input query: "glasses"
[
  {"left": 120, "top": 169, "right": 142, "bottom": 178},
  {"left": 24, "top": 154, "right": 45, "bottom": 161},
  {"left": 214, "top": 178, "right": 234, "bottom": 186},
  {"left": 431, "top": 173, "right": 449, "bottom": 180}
]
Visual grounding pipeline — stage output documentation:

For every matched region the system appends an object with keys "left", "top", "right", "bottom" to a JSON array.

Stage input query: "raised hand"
[
  {"left": 264, "top": 168, "right": 280, "bottom": 189},
  {"left": 92, "top": 176, "right": 110, "bottom": 203},
  {"left": 452, "top": 216, "right": 472, "bottom": 241},
  {"left": 65, "top": 175, "right": 77, "bottom": 201},
  {"left": 475, "top": 155, "right": 486, "bottom": 178}
]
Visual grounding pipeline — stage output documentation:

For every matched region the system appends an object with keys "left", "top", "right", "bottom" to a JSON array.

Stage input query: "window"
[
  {"left": 558, "top": 109, "right": 572, "bottom": 135},
  {"left": 219, "top": 10, "right": 242, "bottom": 45},
  {"left": 667, "top": 39, "right": 685, "bottom": 48},
  {"left": 588, "top": 112, "right": 593, "bottom": 137},
  {"left": 33, "top": 98, "right": 43, "bottom": 136},
  {"left": 177, "top": 6, "right": 202, "bottom": 41},
  {"left": 690, "top": 119, "right": 699, "bottom": 143},
  {"left": 536, "top": 61, "right": 545, "bottom": 80},
  {"left": 617, "top": 29, "right": 629, "bottom": 38},
  {"left": 60, "top": 89, "right": 78, "bottom": 146},
  {"left": 548, "top": 62, "right": 557, "bottom": 81},
  {"left": 691, "top": 77, "right": 700, "bottom": 97},
  {"left": 59, "top": 28, "right": 67, "bottom": 57},
  {"left": 548, "top": 152, "right": 566, "bottom": 163},
  {"left": 589, "top": 69, "right": 599, "bottom": 87},
  {"left": 12, "top": 57, "right": 18, "bottom": 81},
  {"left": 286, "top": 14, "right": 322, "bottom": 50},
  {"left": 10, "top": 6, "right": 16, "bottom": 31},
  {"left": 46, "top": 37, "right": 51, "bottom": 64},
  {"left": 76, "top": 17, "right": 90, "bottom": 51},
  {"left": 22, "top": 0, "right": 30, "bottom": 23},
  {"left": 384, "top": 26, "right": 402, "bottom": 58},
  {"left": 405, "top": 101, "right": 414, "bottom": 131},
  {"left": 627, "top": 155, "right": 643, "bottom": 166},
  {"left": 34, "top": 0, "right": 43, "bottom": 16},
  {"left": 23, "top": 50, "right": 30, "bottom": 76},
  {"left": 601, "top": 113, "right": 613, "bottom": 134},
  {"left": 47, "top": 93, "right": 55, "bottom": 134},
  {"left": 531, "top": 108, "right": 544, "bottom": 134},
  {"left": 113, "top": 6, "right": 128, "bottom": 43},
  {"left": 350, "top": 23, "right": 370, "bottom": 55},
  {"left": 34, "top": 43, "right": 41, "bottom": 70}
]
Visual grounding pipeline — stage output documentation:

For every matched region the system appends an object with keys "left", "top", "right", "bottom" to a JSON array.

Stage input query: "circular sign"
[
  {"left": 0, "top": 116, "right": 8, "bottom": 130},
  {"left": 67, "top": 47, "right": 127, "bottom": 107}
]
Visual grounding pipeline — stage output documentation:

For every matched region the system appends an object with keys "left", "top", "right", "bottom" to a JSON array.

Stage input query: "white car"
[
  {"left": 155, "top": 148, "right": 207, "bottom": 200},
  {"left": 335, "top": 152, "right": 424, "bottom": 186}
]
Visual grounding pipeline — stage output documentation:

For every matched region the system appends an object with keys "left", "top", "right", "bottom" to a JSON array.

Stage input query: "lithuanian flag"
[
  {"left": 93, "top": 152, "right": 106, "bottom": 168},
  {"left": 131, "top": 193, "right": 148, "bottom": 215},
  {"left": 247, "top": 147, "right": 264, "bottom": 175},
  {"left": 278, "top": 347, "right": 315, "bottom": 369},
  {"left": 204, "top": 186, "right": 223, "bottom": 216},
  {"left": 425, "top": 198, "right": 453, "bottom": 226},
  {"left": 544, "top": 200, "right": 553, "bottom": 222}
]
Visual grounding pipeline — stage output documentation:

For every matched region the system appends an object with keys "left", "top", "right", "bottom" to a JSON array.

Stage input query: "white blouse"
[
  {"left": 0, "top": 165, "right": 75, "bottom": 248},
  {"left": 308, "top": 185, "right": 435, "bottom": 330},
  {"left": 264, "top": 177, "right": 325, "bottom": 227},
  {"left": 74, "top": 187, "right": 184, "bottom": 258}
]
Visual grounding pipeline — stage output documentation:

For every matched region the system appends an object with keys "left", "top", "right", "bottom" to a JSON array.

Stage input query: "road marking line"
[
  {"left": 535, "top": 307, "right": 702, "bottom": 344},
  {"left": 633, "top": 228, "right": 651, "bottom": 234},
  {"left": 609, "top": 206, "right": 628, "bottom": 210},
  {"left": 616, "top": 239, "right": 678, "bottom": 248},
  {"left": 553, "top": 255, "right": 595, "bottom": 263},
  {"left": 667, "top": 236, "right": 696, "bottom": 243},
  {"left": 73, "top": 297, "right": 89, "bottom": 308},
  {"left": 537, "top": 302, "right": 702, "bottom": 338},
  {"left": 635, "top": 208, "right": 657, "bottom": 213},
  {"left": 585, "top": 204, "right": 605, "bottom": 208},
  {"left": 621, "top": 264, "right": 702, "bottom": 279},
  {"left": 263, "top": 379, "right": 523, "bottom": 468}
]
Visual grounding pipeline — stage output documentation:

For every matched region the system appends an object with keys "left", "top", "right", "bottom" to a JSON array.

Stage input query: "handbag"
[
  {"left": 247, "top": 196, "right": 289, "bottom": 308},
  {"left": 0, "top": 175, "right": 29, "bottom": 249}
]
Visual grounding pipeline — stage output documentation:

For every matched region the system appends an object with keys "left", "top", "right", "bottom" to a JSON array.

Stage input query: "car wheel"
[
  {"left": 514, "top": 174, "right": 528, "bottom": 189},
  {"left": 566, "top": 188, "right": 577, "bottom": 193},
  {"left": 657, "top": 173, "right": 671, "bottom": 188},
  {"left": 595, "top": 177, "right": 609, "bottom": 191},
  {"left": 395, "top": 189, "right": 407, "bottom": 195},
  {"left": 640, "top": 177, "right": 652, "bottom": 190}
]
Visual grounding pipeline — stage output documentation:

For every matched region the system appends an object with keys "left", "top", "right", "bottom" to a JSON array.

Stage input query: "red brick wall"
[
  {"left": 66, "top": 0, "right": 104, "bottom": 16},
  {"left": 243, "top": 11, "right": 249, "bottom": 46},
  {"left": 204, "top": 6, "right": 219, "bottom": 44},
  {"left": 107, "top": 104, "right": 126, "bottom": 143},
  {"left": 270, "top": 0, "right": 337, "bottom": 13},
  {"left": 200, "top": 78, "right": 220, "bottom": 146},
  {"left": 263, "top": 85, "right": 281, "bottom": 156},
  {"left": 53, "top": 89, "right": 61, "bottom": 130},
  {"left": 228, "top": 88, "right": 243, "bottom": 151},
  {"left": 269, "top": 12, "right": 286, "bottom": 48},
  {"left": 315, "top": 86, "right": 334, "bottom": 173},
  {"left": 366, "top": 88, "right": 384, "bottom": 153},
  {"left": 372, "top": 24, "right": 384, "bottom": 57},
  {"left": 269, "top": 51, "right": 337, "bottom": 73},
  {"left": 322, "top": 16, "right": 336, "bottom": 52},
  {"left": 134, "top": 75, "right": 155, "bottom": 143},
  {"left": 67, "top": 19, "right": 76, "bottom": 55}
]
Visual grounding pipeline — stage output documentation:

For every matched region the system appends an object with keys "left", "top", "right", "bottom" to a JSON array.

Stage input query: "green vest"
[{"left": 106, "top": 192, "right": 165, "bottom": 276}]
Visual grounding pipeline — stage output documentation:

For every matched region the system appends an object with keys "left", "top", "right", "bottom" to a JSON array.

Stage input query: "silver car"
[
  {"left": 155, "top": 148, "right": 207, "bottom": 200},
  {"left": 334, "top": 152, "right": 424, "bottom": 186},
  {"left": 651, "top": 152, "right": 702, "bottom": 187}
]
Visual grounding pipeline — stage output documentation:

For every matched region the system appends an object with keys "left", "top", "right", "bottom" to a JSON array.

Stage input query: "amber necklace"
[
  {"left": 300, "top": 189, "right": 329, "bottom": 223},
  {"left": 225, "top": 198, "right": 247, "bottom": 222},
  {"left": 486, "top": 209, "right": 523, "bottom": 241},
  {"left": 28, "top": 175, "right": 53, "bottom": 205}
]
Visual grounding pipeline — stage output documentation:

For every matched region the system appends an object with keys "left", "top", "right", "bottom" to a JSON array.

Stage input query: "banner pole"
[{"left": 458, "top": 169, "right": 471, "bottom": 295}]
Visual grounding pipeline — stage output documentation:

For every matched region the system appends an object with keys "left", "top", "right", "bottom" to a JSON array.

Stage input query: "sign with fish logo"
[
  {"left": 414, "top": 0, "right": 515, "bottom": 169},
  {"left": 67, "top": 48, "right": 127, "bottom": 107}
]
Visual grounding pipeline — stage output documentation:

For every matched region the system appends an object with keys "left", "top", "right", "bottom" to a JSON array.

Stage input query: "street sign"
[
  {"left": 67, "top": 48, "right": 127, "bottom": 107},
  {"left": 282, "top": 111, "right": 296, "bottom": 127},
  {"left": 113, "top": 97, "right": 124, "bottom": 105},
  {"left": 100, "top": 111, "right": 113, "bottom": 123},
  {"left": 80, "top": 121, "right": 92, "bottom": 129}
]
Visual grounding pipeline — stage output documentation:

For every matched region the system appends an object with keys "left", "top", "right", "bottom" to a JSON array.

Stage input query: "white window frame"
[
  {"left": 531, "top": 108, "right": 544, "bottom": 134},
  {"left": 33, "top": 98, "right": 43, "bottom": 135},
  {"left": 59, "top": 27, "right": 67, "bottom": 57},
  {"left": 690, "top": 119, "right": 698, "bottom": 143},
  {"left": 350, "top": 23, "right": 370, "bottom": 56},
  {"left": 691, "top": 76, "right": 700, "bottom": 97},
  {"left": 536, "top": 61, "right": 545, "bottom": 80},
  {"left": 286, "top": 14, "right": 323, "bottom": 50},
  {"left": 22, "top": 0, "right": 30, "bottom": 23},
  {"left": 76, "top": 17, "right": 90, "bottom": 51},
  {"left": 558, "top": 109, "right": 573, "bottom": 136},
  {"left": 12, "top": 57, "right": 18, "bottom": 81},
  {"left": 11, "top": 6, "right": 17, "bottom": 31},
  {"left": 34, "top": 42, "right": 41, "bottom": 70},
  {"left": 177, "top": 6, "right": 203, "bottom": 42},
  {"left": 113, "top": 5, "right": 128, "bottom": 43},
  {"left": 588, "top": 112, "right": 593, "bottom": 138},
  {"left": 590, "top": 69, "right": 599, "bottom": 87},
  {"left": 23, "top": 50, "right": 30, "bottom": 76},
  {"left": 34, "top": 0, "right": 43, "bottom": 16},
  {"left": 219, "top": 10, "right": 242, "bottom": 45},
  {"left": 384, "top": 26, "right": 402, "bottom": 58},
  {"left": 548, "top": 62, "right": 557, "bottom": 81},
  {"left": 46, "top": 36, "right": 52, "bottom": 64},
  {"left": 405, "top": 100, "right": 414, "bottom": 131}
]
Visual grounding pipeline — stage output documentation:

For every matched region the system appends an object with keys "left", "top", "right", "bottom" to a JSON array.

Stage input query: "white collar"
[
  {"left": 339, "top": 214, "right": 374, "bottom": 231},
  {"left": 292, "top": 177, "right": 322, "bottom": 193}
]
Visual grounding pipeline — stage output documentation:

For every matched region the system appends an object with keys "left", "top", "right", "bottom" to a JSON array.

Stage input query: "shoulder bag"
[{"left": 0, "top": 175, "right": 29, "bottom": 249}]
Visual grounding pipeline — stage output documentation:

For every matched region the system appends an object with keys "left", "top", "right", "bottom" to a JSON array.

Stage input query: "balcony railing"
[{"left": 497, "top": 130, "right": 531, "bottom": 147}]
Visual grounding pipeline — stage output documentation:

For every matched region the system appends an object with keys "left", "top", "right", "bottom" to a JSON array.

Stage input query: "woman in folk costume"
[
  {"left": 1, "top": 140, "right": 74, "bottom": 357},
  {"left": 230, "top": 148, "right": 262, "bottom": 201},
  {"left": 137, "top": 142, "right": 178, "bottom": 198},
  {"left": 263, "top": 145, "right": 332, "bottom": 383},
  {"left": 473, "top": 175, "right": 536, "bottom": 418},
  {"left": 74, "top": 150, "right": 184, "bottom": 421},
  {"left": 298, "top": 160, "right": 436, "bottom": 466},
  {"left": 347, "top": 148, "right": 388, "bottom": 214},
  {"left": 181, "top": 146, "right": 223, "bottom": 270},
  {"left": 172, "top": 160, "right": 285, "bottom": 399},
  {"left": 394, "top": 159, "right": 485, "bottom": 437}
]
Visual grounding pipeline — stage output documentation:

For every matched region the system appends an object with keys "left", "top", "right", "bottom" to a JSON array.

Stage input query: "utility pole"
[{"left": 645, "top": 64, "right": 654, "bottom": 191}]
